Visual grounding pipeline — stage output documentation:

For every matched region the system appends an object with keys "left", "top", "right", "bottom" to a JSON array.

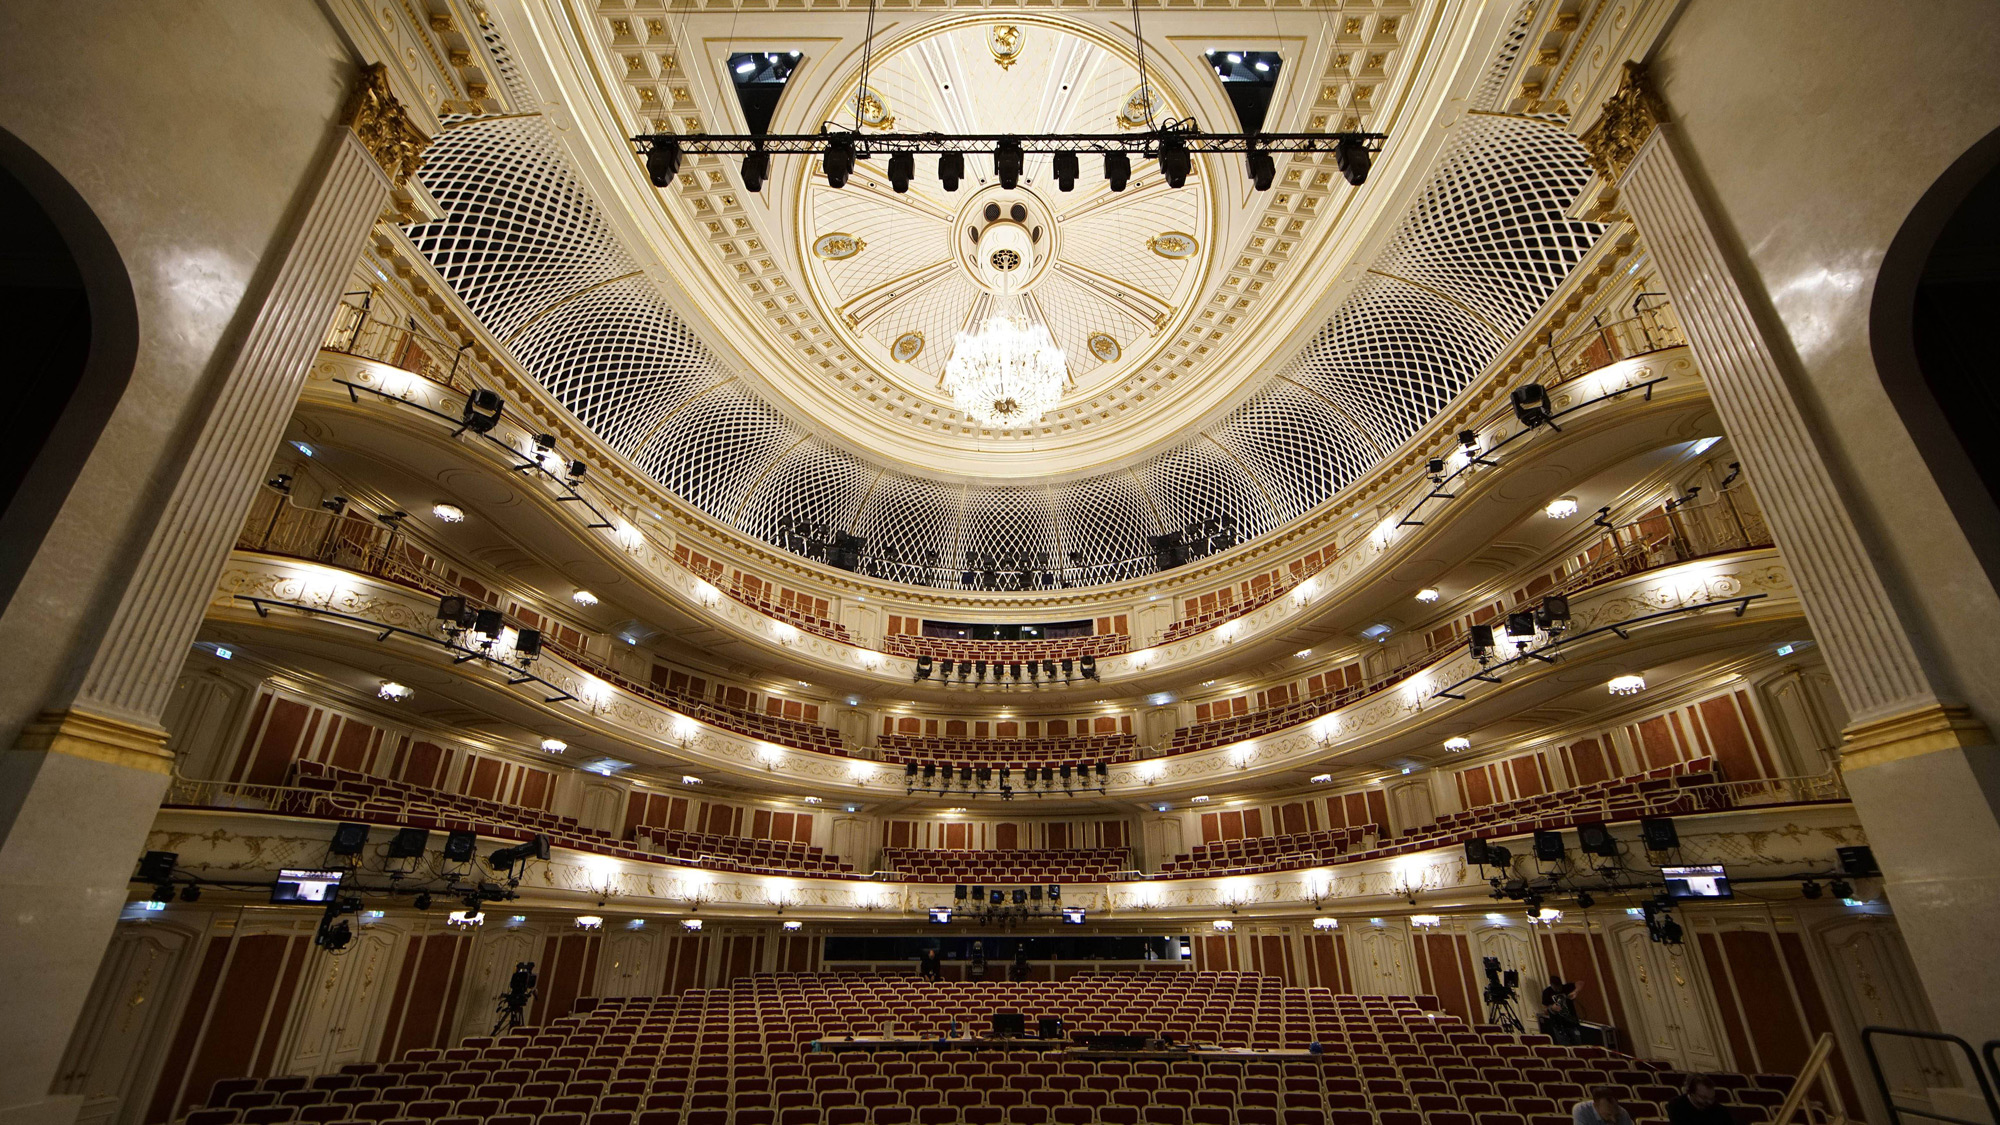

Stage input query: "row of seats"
[
  {"left": 878, "top": 847, "right": 1131, "bottom": 882},
  {"left": 1161, "top": 582, "right": 1296, "bottom": 645},
  {"left": 632, "top": 825, "right": 855, "bottom": 878},
  {"left": 285, "top": 761, "right": 646, "bottom": 860},
  {"left": 876, "top": 733, "right": 1137, "bottom": 770},
  {"left": 726, "top": 583, "right": 853, "bottom": 646},
  {"left": 1416, "top": 759, "right": 1722, "bottom": 842},
  {"left": 181, "top": 973, "right": 1797, "bottom": 1125},
  {"left": 275, "top": 763, "right": 841, "bottom": 881},
  {"left": 640, "top": 684, "right": 846, "bottom": 756},
  {"left": 1155, "top": 827, "right": 1376, "bottom": 876},
  {"left": 882, "top": 632, "right": 1130, "bottom": 664}
]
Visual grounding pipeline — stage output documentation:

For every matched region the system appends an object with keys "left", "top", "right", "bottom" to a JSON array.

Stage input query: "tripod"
[{"left": 1484, "top": 985, "right": 1526, "bottom": 1033}]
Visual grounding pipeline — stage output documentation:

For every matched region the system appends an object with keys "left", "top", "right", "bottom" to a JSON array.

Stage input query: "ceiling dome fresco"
[
  {"left": 405, "top": 8, "right": 1602, "bottom": 590},
  {"left": 794, "top": 20, "right": 1212, "bottom": 428}
]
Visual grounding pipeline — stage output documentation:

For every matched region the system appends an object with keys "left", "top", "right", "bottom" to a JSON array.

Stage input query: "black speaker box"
[
  {"left": 1464, "top": 838, "right": 1491, "bottom": 866},
  {"left": 1837, "top": 844, "right": 1881, "bottom": 877}
]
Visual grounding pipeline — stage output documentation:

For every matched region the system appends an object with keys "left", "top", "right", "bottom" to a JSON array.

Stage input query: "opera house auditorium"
[{"left": 2, "top": 3, "right": 1998, "bottom": 1125}]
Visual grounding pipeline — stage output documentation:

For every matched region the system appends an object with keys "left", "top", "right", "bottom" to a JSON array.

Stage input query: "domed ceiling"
[{"left": 408, "top": 2, "right": 1600, "bottom": 589}]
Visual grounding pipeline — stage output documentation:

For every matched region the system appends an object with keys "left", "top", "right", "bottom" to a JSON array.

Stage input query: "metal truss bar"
[
  {"left": 1429, "top": 594, "right": 1768, "bottom": 701},
  {"left": 634, "top": 129, "right": 1386, "bottom": 157}
]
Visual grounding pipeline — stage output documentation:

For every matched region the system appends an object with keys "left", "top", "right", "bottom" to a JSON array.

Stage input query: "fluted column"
[
  {"left": 1587, "top": 63, "right": 2000, "bottom": 1042},
  {"left": 0, "top": 65, "right": 421, "bottom": 1123}
]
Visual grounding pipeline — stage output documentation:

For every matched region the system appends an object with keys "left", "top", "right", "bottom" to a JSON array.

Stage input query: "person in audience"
[
  {"left": 1575, "top": 1087, "right": 1635, "bottom": 1125},
  {"left": 1668, "top": 1076, "right": 1737, "bottom": 1125},
  {"left": 919, "top": 947, "right": 942, "bottom": 982}
]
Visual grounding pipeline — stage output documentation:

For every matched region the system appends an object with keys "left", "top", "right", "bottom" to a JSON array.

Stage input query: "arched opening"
[
  {"left": 0, "top": 127, "right": 138, "bottom": 613},
  {"left": 1872, "top": 125, "right": 2000, "bottom": 589}
]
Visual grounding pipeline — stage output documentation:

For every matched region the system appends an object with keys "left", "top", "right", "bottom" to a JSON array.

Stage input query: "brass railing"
[
  {"left": 1536, "top": 297, "right": 1687, "bottom": 388},
  {"left": 321, "top": 299, "right": 474, "bottom": 392}
]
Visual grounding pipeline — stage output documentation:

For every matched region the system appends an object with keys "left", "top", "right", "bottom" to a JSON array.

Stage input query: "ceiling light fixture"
[
  {"left": 942, "top": 313, "right": 1066, "bottom": 428},
  {"left": 572, "top": 590, "right": 598, "bottom": 607},
  {"left": 431, "top": 503, "right": 464, "bottom": 523},
  {"left": 1546, "top": 496, "right": 1580, "bottom": 519},
  {"left": 541, "top": 738, "right": 567, "bottom": 753},
  {"left": 1443, "top": 736, "right": 1471, "bottom": 752},
  {"left": 378, "top": 682, "right": 413, "bottom": 702},
  {"left": 1608, "top": 674, "right": 1647, "bottom": 696},
  {"left": 1415, "top": 588, "right": 1440, "bottom": 603}
]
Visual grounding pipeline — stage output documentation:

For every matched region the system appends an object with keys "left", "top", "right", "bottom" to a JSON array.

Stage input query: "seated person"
[
  {"left": 1668, "top": 1076, "right": 1738, "bottom": 1125},
  {"left": 1575, "top": 1087, "right": 1636, "bottom": 1125},
  {"left": 919, "top": 948, "right": 942, "bottom": 982}
]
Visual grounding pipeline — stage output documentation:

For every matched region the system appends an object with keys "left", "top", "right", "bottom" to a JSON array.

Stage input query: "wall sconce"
[
  {"left": 680, "top": 918, "right": 703, "bottom": 931},
  {"left": 1528, "top": 908, "right": 1564, "bottom": 925},
  {"left": 1410, "top": 914, "right": 1443, "bottom": 928},
  {"left": 782, "top": 920, "right": 802, "bottom": 932},
  {"left": 1136, "top": 761, "right": 1164, "bottom": 786},
  {"left": 613, "top": 520, "right": 645, "bottom": 552},
  {"left": 692, "top": 579, "right": 722, "bottom": 607},
  {"left": 772, "top": 621, "right": 799, "bottom": 645},
  {"left": 447, "top": 910, "right": 483, "bottom": 928},
  {"left": 1229, "top": 743, "right": 1256, "bottom": 769},
  {"left": 1211, "top": 919, "right": 1234, "bottom": 933},
  {"left": 575, "top": 915, "right": 603, "bottom": 930},
  {"left": 757, "top": 743, "right": 783, "bottom": 769},
  {"left": 1312, "top": 917, "right": 1339, "bottom": 932},
  {"left": 856, "top": 649, "right": 884, "bottom": 671}
]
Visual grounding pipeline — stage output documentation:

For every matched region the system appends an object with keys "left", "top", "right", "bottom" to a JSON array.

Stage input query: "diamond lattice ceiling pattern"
[{"left": 407, "top": 9, "right": 1601, "bottom": 589}]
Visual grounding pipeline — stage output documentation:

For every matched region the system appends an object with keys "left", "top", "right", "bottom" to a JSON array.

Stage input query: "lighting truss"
[{"left": 634, "top": 122, "right": 1386, "bottom": 187}]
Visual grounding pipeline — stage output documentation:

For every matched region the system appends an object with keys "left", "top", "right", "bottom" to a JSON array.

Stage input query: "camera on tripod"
[
  {"left": 493, "top": 961, "right": 537, "bottom": 1034},
  {"left": 1481, "top": 955, "right": 1520, "bottom": 1004}
]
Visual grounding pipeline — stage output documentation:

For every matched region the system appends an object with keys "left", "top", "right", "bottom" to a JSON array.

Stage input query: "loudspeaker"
[
  {"left": 955, "top": 885, "right": 968, "bottom": 901},
  {"left": 1029, "top": 885, "right": 1043, "bottom": 900},
  {"left": 1576, "top": 821, "right": 1618, "bottom": 857},
  {"left": 1640, "top": 817, "right": 1679, "bottom": 851},
  {"left": 329, "top": 822, "right": 370, "bottom": 856},
  {"left": 442, "top": 831, "right": 478, "bottom": 863},
  {"left": 1463, "top": 839, "right": 1491, "bottom": 866},
  {"left": 514, "top": 629, "right": 543, "bottom": 658},
  {"left": 472, "top": 608, "right": 504, "bottom": 637},
  {"left": 1837, "top": 844, "right": 1880, "bottom": 877},
  {"left": 971, "top": 885, "right": 985, "bottom": 902},
  {"left": 388, "top": 827, "right": 430, "bottom": 859},
  {"left": 1533, "top": 830, "right": 1566, "bottom": 861}
]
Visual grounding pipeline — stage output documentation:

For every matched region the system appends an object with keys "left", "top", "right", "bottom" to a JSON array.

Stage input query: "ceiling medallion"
[
  {"left": 891, "top": 331, "right": 925, "bottom": 362},
  {"left": 942, "top": 310, "right": 1067, "bottom": 428},
  {"left": 854, "top": 86, "right": 896, "bottom": 130},
  {"left": 1088, "top": 333, "right": 1122, "bottom": 363},
  {"left": 989, "top": 25, "right": 1023, "bottom": 69},
  {"left": 812, "top": 232, "right": 867, "bottom": 260},
  {"left": 1148, "top": 232, "right": 1200, "bottom": 259},
  {"left": 1116, "top": 86, "right": 1159, "bottom": 130}
]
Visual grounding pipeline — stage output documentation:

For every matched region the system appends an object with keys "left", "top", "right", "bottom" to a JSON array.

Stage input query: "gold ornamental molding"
[
  {"left": 1839, "top": 702, "right": 1992, "bottom": 772},
  {"left": 344, "top": 62, "right": 432, "bottom": 188},
  {"left": 1579, "top": 61, "right": 1667, "bottom": 187},
  {"left": 12, "top": 708, "right": 174, "bottom": 776}
]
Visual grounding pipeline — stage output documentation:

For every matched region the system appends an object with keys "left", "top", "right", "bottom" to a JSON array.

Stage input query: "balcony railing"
[
  {"left": 1534, "top": 294, "right": 1686, "bottom": 388},
  {"left": 321, "top": 298, "right": 474, "bottom": 392}
]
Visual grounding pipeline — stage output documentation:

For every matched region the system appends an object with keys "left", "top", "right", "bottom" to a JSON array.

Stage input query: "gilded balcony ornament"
[
  {"left": 344, "top": 62, "right": 431, "bottom": 187},
  {"left": 1579, "top": 61, "right": 1667, "bottom": 186}
]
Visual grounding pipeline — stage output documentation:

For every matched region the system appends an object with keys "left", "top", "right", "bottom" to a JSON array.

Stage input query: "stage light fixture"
[
  {"left": 180, "top": 884, "right": 201, "bottom": 902},
  {"left": 994, "top": 138, "right": 1024, "bottom": 189},
  {"left": 1159, "top": 135, "right": 1191, "bottom": 188},
  {"left": 887, "top": 150, "right": 914, "bottom": 193},
  {"left": 822, "top": 135, "right": 855, "bottom": 188},
  {"left": 1533, "top": 831, "right": 1565, "bottom": 862},
  {"left": 1245, "top": 148, "right": 1275, "bottom": 191},
  {"left": 488, "top": 835, "right": 552, "bottom": 871},
  {"left": 515, "top": 629, "right": 543, "bottom": 660},
  {"left": 461, "top": 388, "right": 504, "bottom": 434},
  {"left": 137, "top": 851, "right": 178, "bottom": 884},
  {"left": 329, "top": 823, "right": 370, "bottom": 856},
  {"left": 1511, "top": 383, "right": 1554, "bottom": 428},
  {"left": 647, "top": 139, "right": 682, "bottom": 186},
  {"left": 740, "top": 148, "right": 769, "bottom": 191},
  {"left": 1335, "top": 136, "right": 1371, "bottom": 186},
  {"left": 1576, "top": 822, "right": 1618, "bottom": 858},
  {"left": 388, "top": 827, "right": 430, "bottom": 859},
  {"left": 413, "top": 892, "right": 431, "bottom": 911},
  {"left": 1830, "top": 878, "right": 1854, "bottom": 898},
  {"left": 442, "top": 831, "right": 477, "bottom": 864},
  {"left": 1575, "top": 891, "right": 1595, "bottom": 909},
  {"left": 938, "top": 151, "right": 964, "bottom": 191},
  {"left": 1052, "top": 150, "right": 1078, "bottom": 191},
  {"left": 1801, "top": 879, "right": 1823, "bottom": 899}
]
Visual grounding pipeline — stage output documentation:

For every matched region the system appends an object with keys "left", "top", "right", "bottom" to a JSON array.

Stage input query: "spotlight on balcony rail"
[
  {"left": 460, "top": 389, "right": 504, "bottom": 435},
  {"left": 1511, "top": 383, "right": 1560, "bottom": 431}
]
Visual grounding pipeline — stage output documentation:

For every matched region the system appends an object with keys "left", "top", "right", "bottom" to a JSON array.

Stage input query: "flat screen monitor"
[
  {"left": 928, "top": 907, "right": 952, "bottom": 924},
  {"left": 272, "top": 869, "right": 344, "bottom": 905},
  {"left": 991, "top": 1011, "right": 1026, "bottom": 1038},
  {"left": 1061, "top": 907, "right": 1086, "bottom": 924},
  {"left": 1661, "top": 863, "right": 1733, "bottom": 900}
]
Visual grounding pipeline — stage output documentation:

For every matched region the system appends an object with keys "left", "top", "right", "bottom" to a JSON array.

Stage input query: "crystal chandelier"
[{"left": 942, "top": 313, "right": 1066, "bottom": 428}]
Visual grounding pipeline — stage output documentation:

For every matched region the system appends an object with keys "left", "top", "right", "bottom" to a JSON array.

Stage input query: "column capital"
[
  {"left": 1840, "top": 702, "right": 1992, "bottom": 771},
  {"left": 343, "top": 62, "right": 431, "bottom": 188},
  {"left": 12, "top": 707, "right": 173, "bottom": 775},
  {"left": 1580, "top": 61, "right": 1668, "bottom": 186}
]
